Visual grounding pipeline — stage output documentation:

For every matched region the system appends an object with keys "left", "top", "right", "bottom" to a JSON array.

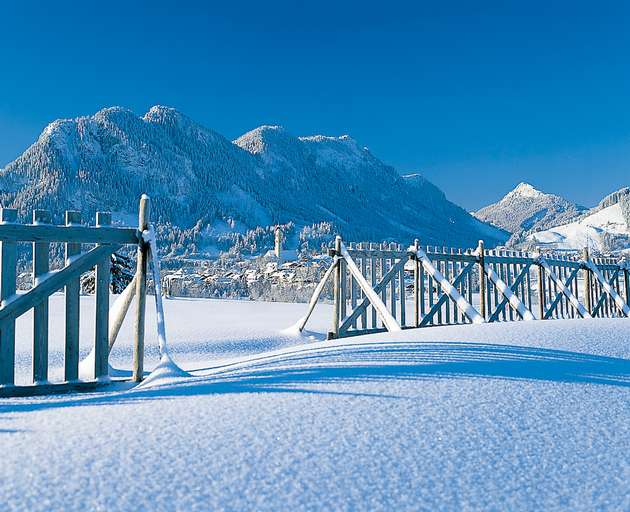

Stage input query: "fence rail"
[
  {"left": 0, "top": 196, "right": 152, "bottom": 397},
  {"left": 298, "top": 237, "right": 630, "bottom": 339}
]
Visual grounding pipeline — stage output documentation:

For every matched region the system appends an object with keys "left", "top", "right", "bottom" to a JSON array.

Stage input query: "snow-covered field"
[{"left": 1, "top": 296, "right": 630, "bottom": 511}]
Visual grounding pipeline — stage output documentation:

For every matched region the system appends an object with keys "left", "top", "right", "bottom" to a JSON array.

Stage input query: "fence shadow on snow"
[{"left": 1, "top": 340, "right": 629, "bottom": 421}]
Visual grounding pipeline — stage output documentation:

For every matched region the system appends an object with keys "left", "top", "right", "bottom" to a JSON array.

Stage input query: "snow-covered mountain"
[
  {"left": 0, "top": 106, "right": 507, "bottom": 256},
  {"left": 473, "top": 182, "right": 587, "bottom": 235},
  {"left": 526, "top": 187, "right": 630, "bottom": 253}
]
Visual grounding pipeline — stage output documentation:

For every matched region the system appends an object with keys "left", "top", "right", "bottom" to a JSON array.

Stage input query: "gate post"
[
  {"left": 33, "top": 210, "right": 51, "bottom": 383},
  {"left": 133, "top": 195, "right": 150, "bottom": 382},
  {"left": 329, "top": 235, "right": 342, "bottom": 340},
  {"left": 0, "top": 208, "right": 18, "bottom": 386},
  {"left": 413, "top": 239, "right": 420, "bottom": 327},
  {"left": 582, "top": 247, "right": 592, "bottom": 315},
  {"left": 477, "top": 240, "right": 486, "bottom": 320}
]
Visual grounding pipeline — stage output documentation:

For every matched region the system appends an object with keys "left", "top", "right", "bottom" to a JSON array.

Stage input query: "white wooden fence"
[
  {"left": 298, "top": 237, "right": 630, "bottom": 339},
  {"left": 0, "top": 196, "right": 153, "bottom": 397}
]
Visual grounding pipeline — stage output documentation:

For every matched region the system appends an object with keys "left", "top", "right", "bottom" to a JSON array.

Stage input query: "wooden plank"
[
  {"left": 94, "top": 212, "right": 111, "bottom": 379},
  {"left": 389, "top": 251, "right": 397, "bottom": 320},
  {"left": 467, "top": 256, "right": 474, "bottom": 324},
  {"left": 538, "top": 259, "right": 590, "bottom": 318},
  {"left": 330, "top": 236, "right": 342, "bottom": 339},
  {"left": 444, "top": 256, "right": 451, "bottom": 323},
  {"left": 488, "top": 264, "right": 532, "bottom": 322},
  {"left": 133, "top": 195, "right": 150, "bottom": 381},
  {"left": 64, "top": 211, "right": 81, "bottom": 382},
  {"left": 380, "top": 243, "right": 387, "bottom": 327},
  {"left": 359, "top": 252, "right": 368, "bottom": 329},
  {"left": 483, "top": 255, "right": 535, "bottom": 265},
  {"left": 339, "top": 257, "right": 347, "bottom": 324},
  {"left": 0, "top": 208, "right": 18, "bottom": 386},
  {"left": 491, "top": 255, "right": 499, "bottom": 319},
  {"left": 339, "top": 257, "right": 406, "bottom": 332},
  {"left": 0, "top": 244, "right": 120, "bottom": 324},
  {"left": 585, "top": 261, "right": 630, "bottom": 317},
  {"left": 32, "top": 210, "right": 51, "bottom": 383},
  {"left": 509, "top": 259, "right": 517, "bottom": 321},
  {"left": 370, "top": 247, "right": 377, "bottom": 328},
  {"left": 339, "top": 243, "right": 401, "bottom": 332},
  {"left": 413, "top": 245, "right": 484, "bottom": 324},
  {"left": 457, "top": 250, "right": 464, "bottom": 324},
  {"left": 399, "top": 257, "right": 406, "bottom": 327},
  {"left": 350, "top": 257, "right": 358, "bottom": 329},
  {"left": 346, "top": 248, "right": 479, "bottom": 263},
  {"left": 0, "top": 223, "right": 138, "bottom": 244},
  {"left": 420, "top": 262, "right": 475, "bottom": 327},
  {"left": 345, "top": 249, "right": 408, "bottom": 259},
  {"left": 298, "top": 258, "right": 338, "bottom": 332},
  {"left": 109, "top": 275, "right": 137, "bottom": 350},
  {"left": 419, "top": 250, "right": 425, "bottom": 320},
  {"left": 484, "top": 263, "right": 536, "bottom": 321},
  {"left": 0, "top": 379, "right": 124, "bottom": 398},
  {"left": 413, "top": 239, "right": 419, "bottom": 327},
  {"left": 591, "top": 269, "right": 620, "bottom": 317}
]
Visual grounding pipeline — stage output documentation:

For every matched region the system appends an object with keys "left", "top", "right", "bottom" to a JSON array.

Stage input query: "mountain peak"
[
  {"left": 234, "top": 125, "right": 301, "bottom": 160},
  {"left": 143, "top": 105, "right": 187, "bottom": 125},
  {"left": 475, "top": 182, "right": 586, "bottom": 235},
  {"left": 504, "top": 182, "right": 545, "bottom": 200}
]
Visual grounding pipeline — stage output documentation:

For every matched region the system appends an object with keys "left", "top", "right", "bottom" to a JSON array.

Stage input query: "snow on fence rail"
[
  {"left": 298, "top": 237, "right": 630, "bottom": 339},
  {"left": 0, "top": 196, "right": 154, "bottom": 397}
]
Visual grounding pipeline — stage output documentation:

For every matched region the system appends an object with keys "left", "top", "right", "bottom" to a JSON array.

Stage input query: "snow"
[
  {"left": 2, "top": 105, "right": 507, "bottom": 256},
  {"left": 474, "top": 182, "right": 586, "bottom": 235},
  {"left": 504, "top": 181, "right": 546, "bottom": 199},
  {"left": 1, "top": 296, "right": 629, "bottom": 510},
  {"left": 529, "top": 203, "right": 629, "bottom": 251}
]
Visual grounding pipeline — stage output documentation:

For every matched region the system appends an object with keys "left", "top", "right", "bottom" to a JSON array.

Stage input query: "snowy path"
[{"left": 1, "top": 297, "right": 629, "bottom": 511}]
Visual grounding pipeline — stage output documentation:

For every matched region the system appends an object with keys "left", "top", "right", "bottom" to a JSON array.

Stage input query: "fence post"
[
  {"left": 477, "top": 240, "right": 486, "bottom": 321},
  {"left": 625, "top": 266, "right": 630, "bottom": 308},
  {"left": 413, "top": 239, "right": 420, "bottom": 327},
  {"left": 133, "top": 195, "right": 150, "bottom": 382},
  {"left": 582, "top": 247, "right": 592, "bottom": 315},
  {"left": 537, "top": 250, "right": 545, "bottom": 319},
  {"left": 329, "top": 235, "right": 342, "bottom": 340},
  {"left": 95, "top": 212, "right": 111, "bottom": 380},
  {"left": 0, "top": 208, "right": 18, "bottom": 386},
  {"left": 32, "top": 209, "right": 51, "bottom": 383},
  {"left": 64, "top": 211, "right": 82, "bottom": 382}
]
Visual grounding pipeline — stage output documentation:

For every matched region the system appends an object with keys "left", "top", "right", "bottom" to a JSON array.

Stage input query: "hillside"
[
  {"left": 526, "top": 187, "right": 630, "bottom": 253},
  {"left": 473, "top": 182, "right": 586, "bottom": 235},
  {"left": 0, "top": 107, "right": 507, "bottom": 258}
]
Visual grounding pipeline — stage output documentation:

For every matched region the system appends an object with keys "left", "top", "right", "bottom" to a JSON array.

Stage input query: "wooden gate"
[
  {"left": 0, "top": 196, "right": 152, "bottom": 397},
  {"left": 297, "top": 237, "right": 630, "bottom": 338}
]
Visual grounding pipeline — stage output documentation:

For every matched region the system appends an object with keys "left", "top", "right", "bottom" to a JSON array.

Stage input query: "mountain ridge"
[{"left": 0, "top": 106, "right": 507, "bottom": 256}]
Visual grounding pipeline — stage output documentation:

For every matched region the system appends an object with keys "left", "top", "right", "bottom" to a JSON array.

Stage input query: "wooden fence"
[
  {"left": 298, "top": 237, "right": 630, "bottom": 339},
  {"left": 0, "top": 196, "right": 152, "bottom": 397}
]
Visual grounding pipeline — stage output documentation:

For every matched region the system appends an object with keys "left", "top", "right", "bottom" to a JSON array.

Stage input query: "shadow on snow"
[{"left": 1, "top": 340, "right": 629, "bottom": 418}]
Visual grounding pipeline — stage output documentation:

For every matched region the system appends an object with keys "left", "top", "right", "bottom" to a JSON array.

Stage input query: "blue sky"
[{"left": 1, "top": 1, "right": 629, "bottom": 209}]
